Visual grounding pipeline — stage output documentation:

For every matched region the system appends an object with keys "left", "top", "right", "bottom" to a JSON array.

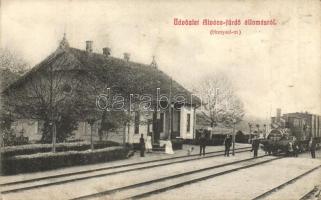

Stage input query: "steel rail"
[
  {"left": 0, "top": 147, "right": 251, "bottom": 187},
  {"left": 252, "top": 165, "right": 321, "bottom": 200},
  {"left": 127, "top": 157, "right": 283, "bottom": 200},
  {"left": 71, "top": 155, "right": 271, "bottom": 200},
  {"left": 1, "top": 148, "right": 251, "bottom": 194}
]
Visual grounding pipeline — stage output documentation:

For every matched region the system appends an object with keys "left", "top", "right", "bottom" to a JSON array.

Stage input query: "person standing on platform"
[
  {"left": 224, "top": 134, "right": 232, "bottom": 156},
  {"left": 140, "top": 134, "right": 145, "bottom": 157},
  {"left": 165, "top": 140, "right": 174, "bottom": 154},
  {"left": 309, "top": 137, "right": 316, "bottom": 159},
  {"left": 292, "top": 136, "right": 299, "bottom": 157},
  {"left": 288, "top": 141, "right": 294, "bottom": 156},
  {"left": 199, "top": 133, "right": 207, "bottom": 156},
  {"left": 251, "top": 135, "right": 260, "bottom": 158},
  {"left": 145, "top": 135, "right": 152, "bottom": 153}
]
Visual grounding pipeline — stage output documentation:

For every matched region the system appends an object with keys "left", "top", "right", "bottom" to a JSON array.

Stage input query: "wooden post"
[
  {"left": 232, "top": 122, "right": 235, "bottom": 156},
  {"left": 88, "top": 119, "right": 95, "bottom": 150},
  {"left": 193, "top": 107, "right": 196, "bottom": 140},
  {"left": 90, "top": 123, "right": 94, "bottom": 150},
  {"left": 232, "top": 119, "right": 236, "bottom": 156},
  {"left": 0, "top": 128, "right": 4, "bottom": 147},
  {"left": 52, "top": 122, "right": 56, "bottom": 153},
  {"left": 249, "top": 126, "right": 252, "bottom": 141},
  {"left": 123, "top": 123, "right": 126, "bottom": 146}
]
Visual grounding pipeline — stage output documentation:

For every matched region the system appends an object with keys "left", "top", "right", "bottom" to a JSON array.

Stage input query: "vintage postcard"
[{"left": 0, "top": 0, "right": 320, "bottom": 199}]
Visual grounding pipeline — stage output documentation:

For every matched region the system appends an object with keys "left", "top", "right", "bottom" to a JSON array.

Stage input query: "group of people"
[
  {"left": 198, "top": 133, "right": 259, "bottom": 157},
  {"left": 283, "top": 136, "right": 316, "bottom": 158},
  {"left": 139, "top": 134, "right": 175, "bottom": 157},
  {"left": 198, "top": 133, "right": 260, "bottom": 158},
  {"left": 252, "top": 136, "right": 318, "bottom": 159},
  {"left": 139, "top": 133, "right": 317, "bottom": 159},
  {"left": 287, "top": 136, "right": 299, "bottom": 157}
]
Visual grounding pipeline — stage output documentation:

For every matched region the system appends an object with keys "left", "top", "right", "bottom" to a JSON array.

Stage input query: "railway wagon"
[
  {"left": 262, "top": 112, "right": 321, "bottom": 154},
  {"left": 283, "top": 113, "right": 321, "bottom": 141}
]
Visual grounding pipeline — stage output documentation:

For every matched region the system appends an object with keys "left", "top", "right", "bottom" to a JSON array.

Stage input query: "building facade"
[{"left": 3, "top": 36, "right": 200, "bottom": 145}]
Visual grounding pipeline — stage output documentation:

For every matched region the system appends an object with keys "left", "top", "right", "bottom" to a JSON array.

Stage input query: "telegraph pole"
[
  {"left": 232, "top": 118, "right": 236, "bottom": 156},
  {"left": 248, "top": 122, "right": 252, "bottom": 143},
  {"left": 49, "top": 59, "right": 56, "bottom": 153},
  {"left": 151, "top": 56, "right": 158, "bottom": 145}
]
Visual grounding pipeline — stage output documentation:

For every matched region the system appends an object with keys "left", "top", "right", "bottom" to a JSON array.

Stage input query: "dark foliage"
[
  {"left": 171, "top": 138, "right": 184, "bottom": 150},
  {"left": 2, "top": 128, "right": 29, "bottom": 146},
  {"left": 1, "top": 140, "right": 120, "bottom": 158},
  {"left": 195, "top": 130, "right": 226, "bottom": 146},
  {"left": 98, "top": 110, "right": 129, "bottom": 141},
  {"left": 1, "top": 146, "right": 130, "bottom": 175},
  {"left": 235, "top": 131, "right": 251, "bottom": 143},
  {"left": 209, "top": 134, "right": 226, "bottom": 145},
  {"left": 41, "top": 114, "right": 78, "bottom": 143}
]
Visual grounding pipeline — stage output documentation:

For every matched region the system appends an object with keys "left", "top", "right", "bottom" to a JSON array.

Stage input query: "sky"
[{"left": 1, "top": 0, "right": 320, "bottom": 119}]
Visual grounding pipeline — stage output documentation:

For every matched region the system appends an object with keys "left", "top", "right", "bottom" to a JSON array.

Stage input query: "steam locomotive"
[{"left": 261, "top": 111, "right": 321, "bottom": 155}]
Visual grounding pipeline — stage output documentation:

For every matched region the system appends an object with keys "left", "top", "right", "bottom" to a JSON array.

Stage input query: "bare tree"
[
  {"left": 193, "top": 72, "right": 245, "bottom": 130},
  {"left": 0, "top": 48, "right": 29, "bottom": 92},
  {"left": 0, "top": 48, "right": 28, "bottom": 73},
  {"left": 0, "top": 48, "right": 29, "bottom": 132},
  {"left": 3, "top": 51, "right": 83, "bottom": 150}
]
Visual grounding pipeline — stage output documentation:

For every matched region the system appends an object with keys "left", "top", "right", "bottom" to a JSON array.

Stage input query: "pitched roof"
[{"left": 4, "top": 44, "right": 201, "bottom": 106}]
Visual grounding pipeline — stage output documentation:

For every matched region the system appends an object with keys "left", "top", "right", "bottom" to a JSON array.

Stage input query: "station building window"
[{"left": 187, "top": 113, "right": 191, "bottom": 132}]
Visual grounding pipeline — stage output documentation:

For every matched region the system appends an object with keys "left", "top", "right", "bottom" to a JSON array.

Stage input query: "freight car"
[{"left": 261, "top": 112, "right": 321, "bottom": 155}]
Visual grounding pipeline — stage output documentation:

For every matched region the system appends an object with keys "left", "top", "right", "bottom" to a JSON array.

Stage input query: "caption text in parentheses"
[{"left": 209, "top": 29, "right": 242, "bottom": 36}]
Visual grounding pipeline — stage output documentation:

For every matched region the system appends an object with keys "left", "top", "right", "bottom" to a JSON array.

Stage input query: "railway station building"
[{"left": 2, "top": 36, "right": 200, "bottom": 145}]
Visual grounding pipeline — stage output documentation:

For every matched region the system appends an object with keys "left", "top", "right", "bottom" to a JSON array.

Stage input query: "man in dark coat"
[
  {"left": 224, "top": 134, "right": 232, "bottom": 156},
  {"left": 309, "top": 137, "right": 316, "bottom": 159},
  {"left": 140, "top": 134, "right": 145, "bottom": 157},
  {"left": 199, "top": 133, "right": 207, "bottom": 156},
  {"left": 292, "top": 137, "right": 299, "bottom": 157},
  {"left": 251, "top": 135, "right": 260, "bottom": 158}
]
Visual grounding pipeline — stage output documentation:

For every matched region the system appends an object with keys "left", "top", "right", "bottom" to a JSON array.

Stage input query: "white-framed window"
[{"left": 186, "top": 113, "right": 191, "bottom": 132}]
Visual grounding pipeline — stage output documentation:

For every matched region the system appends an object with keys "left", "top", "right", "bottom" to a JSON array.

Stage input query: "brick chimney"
[
  {"left": 86, "top": 41, "right": 93, "bottom": 53},
  {"left": 276, "top": 108, "right": 281, "bottom": 123},
  {"left": 123, "top": 53, "right": 130, "bottom": 62},
  {"left": 102, "top": 47, "right": 111, "bottom": 56},
  {"left": 59, "top": 33, "right": 69, "bottom": 50},
  {"left": 150, "top": 56, "right": 158, "bottom": 69}
]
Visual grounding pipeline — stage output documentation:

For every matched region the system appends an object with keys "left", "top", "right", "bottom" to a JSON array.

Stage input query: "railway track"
[
  {"left": 299, "top": 186, "right": 321, "bottom": 200},
  {"left": 70, "top": 155, "right": 283, "bottom": 200},
  {"left": 251, "top": 165, "right": 321, "bottom": 200},
  {"left": 1, "top": 147, "right": 251, "bottom": 194}
]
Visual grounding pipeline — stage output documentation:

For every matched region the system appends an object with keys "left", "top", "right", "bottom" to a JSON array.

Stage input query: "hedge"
[
  {"left": 1, "top": 146, "right": 129, "bottom": 175},
  {"left": 195, "top": 130, "right": 226, "bottom": 146},
  {"left": 1, "top": 141, "right": 120, "bottom": 158},
  {"left": 171, "top": 138, "right": 183, "bottom": 150},
  {"left": 235, "top": 133, "right": 251, "bottom": 144}
]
